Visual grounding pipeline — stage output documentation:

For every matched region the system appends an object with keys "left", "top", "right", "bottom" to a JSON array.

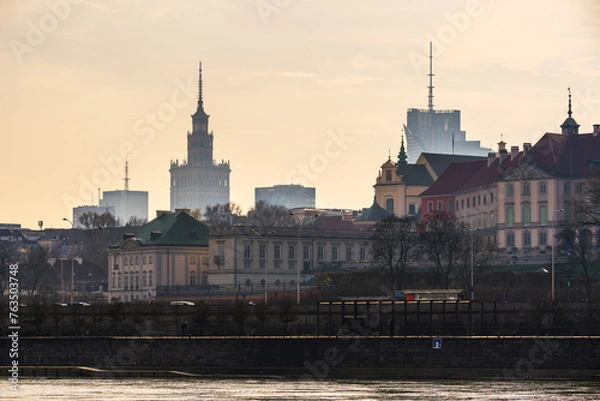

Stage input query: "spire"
[
  {"left": 427, "top": 41, "right": 434, "bottom": 112},
  {"left": 124, "top": 156, "right": 130, "bottom": 191},
  {"left": 198, "top": 61, "right": 203, "bottom": 107},
  {"left": 560, "top": 86, "right": 579, "bottom": 136},
  {"left": 398, "top": 134, "right": 407, "bottom": 164}
]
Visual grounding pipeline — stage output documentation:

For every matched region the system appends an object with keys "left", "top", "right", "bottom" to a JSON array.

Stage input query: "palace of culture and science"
[{"left": 169, "top": 63, "right": 230, "bottom": 212}]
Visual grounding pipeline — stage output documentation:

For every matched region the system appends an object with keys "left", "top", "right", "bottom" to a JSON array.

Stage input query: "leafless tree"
[{"left": 371, "top": 215, "right": 419, "bottom": 290}]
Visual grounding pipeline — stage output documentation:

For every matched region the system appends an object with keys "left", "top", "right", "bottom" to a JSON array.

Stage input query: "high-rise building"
[
  {"left": 255, "top": 184, "right": 316, "bottom": 209},
  {"left": 404, "top": 43, "right": 491, "bottom": 163},
  {"left": 170, "top": 63, "right": 231, "bottom": 213}
]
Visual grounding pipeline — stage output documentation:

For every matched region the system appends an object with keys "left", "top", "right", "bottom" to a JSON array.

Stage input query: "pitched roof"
[
  {"left": 530, "top": 133, "right": 600, "bottom": 178},
  {"left": 416, "top": 153, "right": 486, "bottom": 179},
  {"left": 419, "top": 160, "right": 487, "bottom": 197},
  {"left": 396, "top": 164, "right": 434, "bottom": 186},
  {"left": 355, "top": 201, "right": 392, "bottom": 222},
  {"left": 112, "top": 211, "right": 209, "bottom": 248}
]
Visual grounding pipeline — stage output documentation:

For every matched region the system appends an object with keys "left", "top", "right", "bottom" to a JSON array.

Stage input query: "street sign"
[{"left": 432, "top": 338, "right": 442, "bottom": 350}]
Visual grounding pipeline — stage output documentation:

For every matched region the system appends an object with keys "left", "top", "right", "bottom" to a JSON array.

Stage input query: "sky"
[{"left": 1, "top": 0, "right": 599, "bottom": 229}]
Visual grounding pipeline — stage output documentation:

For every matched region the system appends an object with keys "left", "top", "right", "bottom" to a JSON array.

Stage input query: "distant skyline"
[{"left": 2, "top": 0, "right": 599, "bottom": 229}]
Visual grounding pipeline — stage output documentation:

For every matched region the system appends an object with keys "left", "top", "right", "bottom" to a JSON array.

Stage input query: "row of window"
[
  {"left": 506, "top": 181, "right": 584, "bottom": 197},
  {"left": 112, "top": 270, "right": 154, "bottom": 289},
  {"left": 242, "top": 244, "right": 368, "bottom": 262},
  {"left": 116, "top": 255, "right": 154, "bottom": 268},
  {"left": 506, "top": 232, "right": 547, "bottom": 247},
  {"left": 460, "top": 212, "right": 496, "bottom": 229},
  {"left": 506, "top": 204, "right": 548, "bottom": 227}
]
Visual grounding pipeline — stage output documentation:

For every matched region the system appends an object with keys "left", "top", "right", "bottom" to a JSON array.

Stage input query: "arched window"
[
  {"left": 124, "top": 272, "right": 129, "bottom": 291},
  {"left": 142, "top": 271, "right": 147, "bottom": 287},
  {"left": 112, "top": 273, "right": 117, "bottom": 288},
  {"left": 190, "top": 271, "right": 197, "bottom": 286},
  {"left": 385, "top": 198, "right": 394, "bottom": 213},
  {"left": 117, "top": 272, "right": 122, "bottom": 288},
  {"left": 148, "top": 270, "right": 153, "bottom": 287}
]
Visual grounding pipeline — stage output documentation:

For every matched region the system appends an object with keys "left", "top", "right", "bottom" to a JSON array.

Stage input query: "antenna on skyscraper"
[
  {"left": 427, "top": 41, "right": 434, "bottom": 112},
  {"left": 124, "top": 156, "right": 130, "bottom": 191}
]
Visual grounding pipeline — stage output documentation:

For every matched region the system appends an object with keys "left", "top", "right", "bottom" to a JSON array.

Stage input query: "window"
[
  {"left": 456, "top": 200, "right": 459, "bottom": 211},
  {"left": 491, "top": 192, "right": 494, "bottom": 203},
  {"left": 148, "top": 271, "right": 153, "bottom": 287},
  {"left": 244, "top": 261, "right": 253, "bottom": 269},
  {"left": 124, "top": 257, "right": 128, "bottom": 266},
  {"left": 114, "top": 256, "right": 119, "bottom": 270},
  {"left": 244, "top": 244, "right": 252, "bottom": 259},
  {"left": 478, "top": 195, "right": 481, "bottom": 205},
  {"left": 274, "top": 261, "right": 281, "bottom": 269},
  {"left": 506, "top": 207, "right": 514, "bottom": 227},
  {"left": 124, "top": 273, "right": 129, "bottom": 291},
  {"left": 385, "top": 198, "right": 394, "bottom": 213},
  {"left": 273, "top": 244, "right": 281, "bottom": 259},
  {"left": 427, "top": 201, "right": 433, "bottom": 213},
  {"left": 483, "top": 194, "right": 487, "bottom": 205},
  {"left": 117, "top": 272, "right": 121, "bottom": 288},
  {"left": 461, "top": 199, "right": 464, "bottom": 209},
  {"left": 490, "top": 212, "right": 495, "bottom": 227},
  {"left": 317, "top": 246, "right": 325, "bottom": 261},
  {"left": 360, "top": 247, "right": 367, "bottom": 261},
  {"left": 506, "top": 183, "right": 514, "bottom": 196},
  {"left": 346, "top": 246, "right": 354, "bottom": 261},
  {"left": 135, "top": 256, "right": 139, "bottom": 265},
  {"left": 259, "top": 244, "right": 266, "bottom": 259},
  {"left": 467, "top": 198, "right": 470, "bottom": 208},
  {"left": 437, "top": 201, "right": 443, "bottom": 211},
  {"left": 540, "top": 182, "right": 547, "bottom": 194},
  {"left": 217, "top": 241, "right": 225, "bottom": 263},
  {"left": 142, "top": 271, "right": 147, "bottom": 287},
  {"left": 288, "top": 261, "right": 296, "bottom": 270},
  {"left": 576, "top": 182, "right": 583, "bottom": 194},
  {"left": 506, "top": 233, "right": 515, "bottom": 247},
  {"left": 112, "top": 273, "right": 116, "bottom": 288},
  {"left": 385, "top": 170, "right": 392, "bottom": 182},
  {"left": 332, "top": 246, "right": 338, "bottom": 261},
  {"left": 472, "top": 196, "right": 476, "bottom": 207},
  {"left": 482, "top": 213, "right": 487, "bottom": 228},
  {"left": 523, "top": 232, "right": 531, "bottom": 247},
  {"left": 130, "top": 257, "right": 133, "bottom": 265},
  {"left": 259, "top": 260, "right": 265, "bottom": 269},
  {"left": 523, "top": 183, "right": 530, "bottom": 196},
  {"left": 149, "top": 256, "right": 153, "bottom": 265},
  {"left": 564, "top": 182, "right": 571, "bottom": 194},
  {"left": 190, "top": 271, "right": 196, "bottom": 286},
  {"left": 143, "top": 256, "right": 147, "bottom": 265},
  {"left": 303, "top": 245, "right": 310, "bottom": 261},
  {"left": 409, "top": 204, "right": 416, "bottom": 214},
  {"left": 539, "top": 205, "right": 548, "bottom": 226},
  {"left": 447, "top": 199, "right": 453, "bottom": 213},
  {"left": 288, "top": 245, "right": 296, "bottom": 260},
  {"left": 523, "top": 204, "right": 531, "bottom": 226},
  {"left": 539, "top": 232, "right": 547, "bottom": 246}
]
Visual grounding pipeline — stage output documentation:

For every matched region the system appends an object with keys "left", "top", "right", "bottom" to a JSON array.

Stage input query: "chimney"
[
  {"left": 523, "top": 143, "right": 532, "bottom": 156},
  {"left": 594, "top": 124, "right": 600, "bottom": 137},
  {"left": 510, "top": 146, "right": 519, "bottom": 160},
  {"left": 156, "top": 210, "right": 171, "bottom": 218},
  {"left": 487, "top": 152, "right": 496, "bottom": 167}
]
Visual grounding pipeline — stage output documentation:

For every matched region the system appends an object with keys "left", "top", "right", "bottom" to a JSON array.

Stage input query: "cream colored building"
[{"left": 107, "top": 210, "right": 209, "bottom": 303}]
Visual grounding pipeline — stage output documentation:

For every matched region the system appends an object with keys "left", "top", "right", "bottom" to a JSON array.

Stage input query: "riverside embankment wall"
[{"left": 3, "top": 336, "right": 599, "bottom": 379}]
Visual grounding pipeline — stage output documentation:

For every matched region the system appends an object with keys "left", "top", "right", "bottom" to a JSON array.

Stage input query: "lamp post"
[
  {"left": 470, "top": 227, "right": 480, "bottom": 301},
  {"left": 290, "top": 213, "right": 319, "bottom": 305},
  {"left": 551, "top": 208, "right": 564, "bottom": 302},
  {"left": 251, "top": 228, "right": 275, "bottom": 304},
  {"left": 63, "top": 217, "right": 75, "bottom": 305},
  {"left": 54, "top": 236, "right": 68, "bottom": 303}
]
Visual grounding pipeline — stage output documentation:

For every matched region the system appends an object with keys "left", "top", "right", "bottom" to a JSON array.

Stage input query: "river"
[{"left": 2, "top": 378, "right": 599, "bottom": 400}]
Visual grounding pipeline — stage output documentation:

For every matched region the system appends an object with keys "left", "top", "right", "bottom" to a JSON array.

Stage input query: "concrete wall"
[{"left": 3, "top": 336, "right": 599, "bottom": 379}]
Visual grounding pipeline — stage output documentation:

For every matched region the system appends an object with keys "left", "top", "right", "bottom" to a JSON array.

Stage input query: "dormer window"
[{"left": 385, "top": 170, "right": 392, "bottom": 182}]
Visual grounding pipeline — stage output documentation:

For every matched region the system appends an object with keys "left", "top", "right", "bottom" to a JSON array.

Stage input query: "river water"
[{"left": 2, "top": 378, "right": 599, "bottom": 400}]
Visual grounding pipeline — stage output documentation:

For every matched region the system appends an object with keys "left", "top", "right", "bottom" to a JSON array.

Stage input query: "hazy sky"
[{"left": 2, "top": 0, "right": 599, "bottom": 229}]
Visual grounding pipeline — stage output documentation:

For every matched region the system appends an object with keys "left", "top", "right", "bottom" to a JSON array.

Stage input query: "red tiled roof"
[{"left": 419, "top": 160, "right": 486, "bottom": 197}]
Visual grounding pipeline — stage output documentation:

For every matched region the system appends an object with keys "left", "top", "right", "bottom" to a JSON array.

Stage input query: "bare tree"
[
  {"left": 126, "top": 216, "right": 147, "bottom": 227},
  {"left": 371, "top": 215, "right": 419, "bottom": 290},
  {"left": 21, "top": 245, "right": 52, "bottom": 297},
  {"left": 78, "top": 212, "right": 118, "bottom": 228},
  {"left": 418, "top": 211, "right": 467, "bottom": 289},
  {"left": 455, "top": 233, "right": 498, "bottom": 297},
  {"left": 247, "top": 201, "right": 296, "bottom": 227},
  {"left": 203, "top": 203, "right": 244, "bottom": 227}
]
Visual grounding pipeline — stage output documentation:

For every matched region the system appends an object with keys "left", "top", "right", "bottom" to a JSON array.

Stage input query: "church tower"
[{"left": 170, "top": 63, "right": 231, "bottom": 213}]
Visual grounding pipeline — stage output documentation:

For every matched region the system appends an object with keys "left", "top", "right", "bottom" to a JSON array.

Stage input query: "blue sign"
[{"left": 432, "top": 338, "right": 442, "bottom": 350}]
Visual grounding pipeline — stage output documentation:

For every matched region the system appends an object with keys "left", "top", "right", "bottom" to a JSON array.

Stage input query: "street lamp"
[
  {"left": 54, "top": 236, "right": 68, "bottom": 303},
  {"left": 63, "top": 217, "right": 75, "bottom": 305},
  {"left": 289, "top": 213, "right": 318, "bottom": 305},
  {"left": 470, "top": 226, "right": 480, "bottom": 301},
  {"left": 551, "top": 208, "right": 564, "bottom": 302},
  {"left": 250, "top": 228, "right": 275, "bottom": 304}
]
